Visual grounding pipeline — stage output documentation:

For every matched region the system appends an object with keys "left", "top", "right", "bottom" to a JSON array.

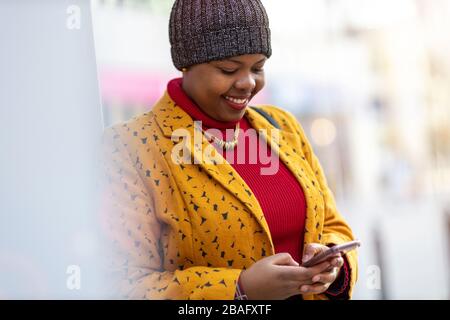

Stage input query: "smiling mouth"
[
  {"left": 224, "top": 96, "right": 249, "bottom": 104},
  {"left": 222, "top": 95, "right": 250, "bottom": 111}
]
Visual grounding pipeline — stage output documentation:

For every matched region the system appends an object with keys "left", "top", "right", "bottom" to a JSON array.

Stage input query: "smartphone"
[{"left": 301, "top": 240, "right": 361, "bottom": 268}]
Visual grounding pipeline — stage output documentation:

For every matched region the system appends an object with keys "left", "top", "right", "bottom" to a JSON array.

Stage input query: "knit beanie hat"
[{"left": 169, "top": 0, "right": 272, "bottom": 71}]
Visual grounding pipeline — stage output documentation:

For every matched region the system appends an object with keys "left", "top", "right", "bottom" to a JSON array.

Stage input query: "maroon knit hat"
[{"left": 169, "top": 0, "right": 272, "bottom": 71}]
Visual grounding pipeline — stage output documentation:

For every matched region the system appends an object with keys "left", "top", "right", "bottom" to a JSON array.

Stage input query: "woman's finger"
[
  {"left": 302, "top": 243, "right": 325, "bottom": 264},
  {"left": 271, "top": 252, "right": 300, "bottom": 267},
  {"left": 302, "top": 260, "right": 332, "bottom": 278},
  {"left": 282, "top": 260, "right": 331, "bottom": 282},
  {"left": 311, "top": 267, "right": 338, "bottom": 284},
  {"left": 288, "top": 278, "right": 315, "bottom": 288},
  {"left": 330, "top": 256, "right": 344, "bottom": 268},
  {"left": 300, "top": 283, "right": 330, "bottom": 294}
]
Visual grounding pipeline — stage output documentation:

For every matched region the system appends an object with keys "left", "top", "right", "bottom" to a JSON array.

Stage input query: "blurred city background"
[{"left": 91, "top": 0, "right": 450, "bottom": 299}]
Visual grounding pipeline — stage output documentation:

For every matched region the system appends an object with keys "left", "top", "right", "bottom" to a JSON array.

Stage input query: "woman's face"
[{"left": 181, "top": 54, "right": 267, "bottom": 122}]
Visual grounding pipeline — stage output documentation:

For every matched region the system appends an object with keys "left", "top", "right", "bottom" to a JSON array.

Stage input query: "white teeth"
[{"left": 224, "top": 96, "right": 248, "bottom": 104}]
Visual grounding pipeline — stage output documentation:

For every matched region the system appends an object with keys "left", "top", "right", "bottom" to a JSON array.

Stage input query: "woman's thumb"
[
  {"left": 272, "top": 253, "right": 299, "bottom": 266},
  {"left": 302, "top": 244, "right": 317, "bottom": 263}
]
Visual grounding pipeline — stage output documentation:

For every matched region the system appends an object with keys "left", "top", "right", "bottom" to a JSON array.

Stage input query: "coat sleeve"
[
  {"left": 277, "top": 108, "right": 359, "bottom": 299},
  {"left": 100, "top": 127, "right": 241, "bottom": 300}
]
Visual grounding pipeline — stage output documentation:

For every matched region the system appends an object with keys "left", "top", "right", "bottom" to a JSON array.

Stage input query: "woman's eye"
[
  {"left": 221, "top": 69, "right": 237, "bottom": 75},
  {"left": 220, "top": 67, "right": 264, "bottom": 75}
]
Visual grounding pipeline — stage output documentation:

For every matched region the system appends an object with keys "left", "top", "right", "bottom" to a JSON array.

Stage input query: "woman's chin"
[{"left": 220, "top": 110, "right": 246, "bottom": 122}]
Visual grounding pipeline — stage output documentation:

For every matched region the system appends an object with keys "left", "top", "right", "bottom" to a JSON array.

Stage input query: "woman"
[{"left": 101, "top": 0, "right": 358, "bottom": 300}]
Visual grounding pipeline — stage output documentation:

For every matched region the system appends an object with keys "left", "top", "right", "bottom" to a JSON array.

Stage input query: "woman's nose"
[{"left": 234, "top": 73, "right": 256, "bottom": 92}]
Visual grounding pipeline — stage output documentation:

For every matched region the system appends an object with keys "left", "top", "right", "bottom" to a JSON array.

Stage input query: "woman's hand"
[
  {"left": 299, "top": 243, "right": 344, "bottom": 295},
  {"left": 238, "top": 252, "right": 332, "bottom": 300}
]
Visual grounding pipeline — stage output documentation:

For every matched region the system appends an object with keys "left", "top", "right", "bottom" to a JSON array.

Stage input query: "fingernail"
[
  {"left": 301, "top": 286, "right": 308, "bottom": 292},
  {"left": 313, "top": 276, "right": 320, "bottom": 282}
]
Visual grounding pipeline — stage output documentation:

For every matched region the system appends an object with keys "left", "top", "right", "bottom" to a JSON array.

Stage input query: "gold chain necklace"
[{"left": 201, "top": 123, "right": 240, "bottom": 150}]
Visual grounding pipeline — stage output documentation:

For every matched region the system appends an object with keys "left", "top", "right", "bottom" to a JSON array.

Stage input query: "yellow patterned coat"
[{"left": 101, "top": 91, "right": 358, "bottom": 300}]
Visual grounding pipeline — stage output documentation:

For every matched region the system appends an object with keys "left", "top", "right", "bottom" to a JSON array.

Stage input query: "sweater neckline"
[{"left": 167, "top": 77, "right": 244, "bottom": 129}]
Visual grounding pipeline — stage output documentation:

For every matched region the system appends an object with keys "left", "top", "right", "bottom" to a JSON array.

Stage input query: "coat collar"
[{"left": 152, "top": 91, "right": 321, "bottom": 254}]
